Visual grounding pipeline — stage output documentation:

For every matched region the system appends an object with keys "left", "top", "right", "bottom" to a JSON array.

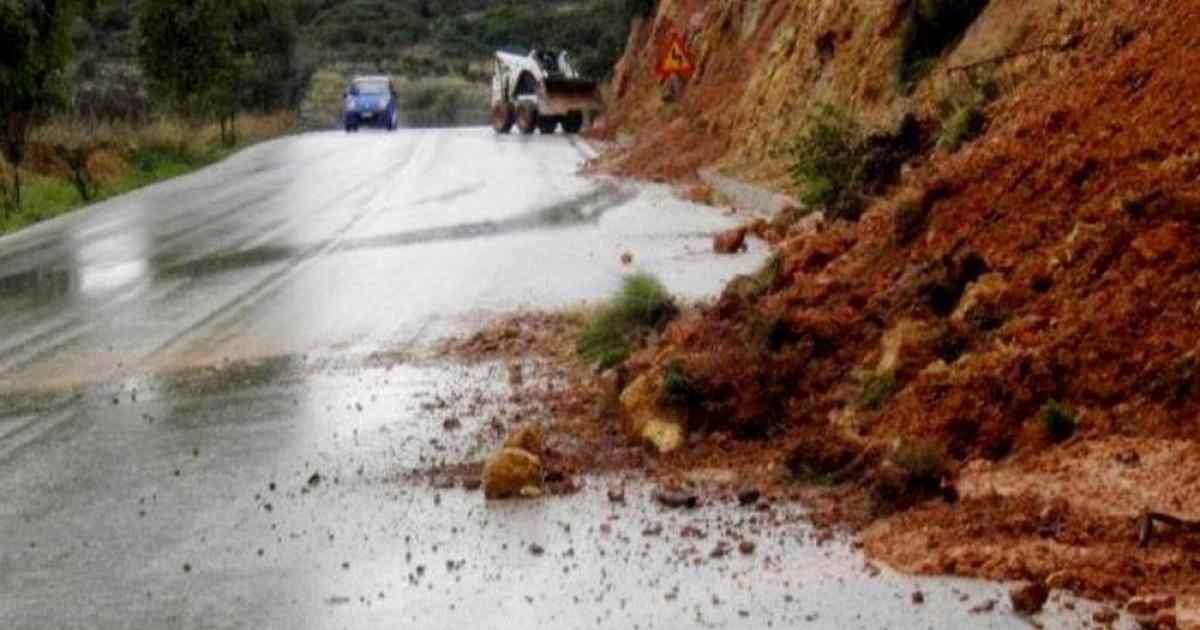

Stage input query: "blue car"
[{"left": 343, "top": 76, "right": 398, "bottom": 132}]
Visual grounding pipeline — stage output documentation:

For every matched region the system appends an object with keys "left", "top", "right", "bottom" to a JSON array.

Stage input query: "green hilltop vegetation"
[
  {"left": 298, "top": 0, "right": 651, "bottom": 79},
  {"left": 71, "top": 0, "right": 655, "bottom": 127}
]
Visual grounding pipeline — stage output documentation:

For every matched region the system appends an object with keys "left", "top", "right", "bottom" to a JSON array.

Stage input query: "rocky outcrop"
[{"left": 598, "top": 0, "right": 1096, "bottom": 187}]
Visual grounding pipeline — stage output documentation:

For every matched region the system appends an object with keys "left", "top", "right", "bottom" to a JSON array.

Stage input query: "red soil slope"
[{"left": 600, "top": 0, "right": 1200, "bottom": 618}]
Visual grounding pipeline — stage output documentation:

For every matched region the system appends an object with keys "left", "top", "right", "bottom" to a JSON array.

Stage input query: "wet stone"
[
  {"left": 1010, "top": 580, "right": 1049, "bottom": 616},
  {"left": 969, "top": 599, "right": 996, "bottom": 614},
  {"left": 653, "top": 489, "right": 699, "bottom": 509},
  {"left": 737, "top": 488, "right": 761, "bottom": 506},
  {"left": 482, "top": 447, "right": 542, "bottom": 499},
  {"left": 713, "top": 227, "right": 748, "bottom": 254}
]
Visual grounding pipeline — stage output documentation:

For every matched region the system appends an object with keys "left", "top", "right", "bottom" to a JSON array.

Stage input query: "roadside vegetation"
[
  {"left": 3, "top": 0, "right": 659, "bottom": 234},
  {"left": 1, "top": 0, "right": 299, "bottom": 235},
  {"left": 577, "top": 273, "right": 676, "bottom": 369},
  {"left": 783, "top": 106, "right": 924, "bottom": 221},
  {"left": 1, "top": 113, "right": 288, "bottom": 234},
  {"left": 936, "top": 73, "right": 995, "bottom": 151},
  {"left": 1039, "top": 400, "right": 1077, "bottom": 443}
]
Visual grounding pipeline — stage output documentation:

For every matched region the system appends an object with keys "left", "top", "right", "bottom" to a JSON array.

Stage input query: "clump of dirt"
[
  {"left": 427, "top": 312, "right": 646, "bottom": 491},
  {"left": 441, "top": 312, "right": 584, "bottom": 364},
  {"left": 587, "top": 0, "right": 1200, "bottom": 616}
]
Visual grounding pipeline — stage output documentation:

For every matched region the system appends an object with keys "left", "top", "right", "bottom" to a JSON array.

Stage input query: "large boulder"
[
  {"left": 482, "top": 447, "right": 543, "bottom": 499},
  {"left": 618, "top": 371, "right": 685, "bottom": 455}
]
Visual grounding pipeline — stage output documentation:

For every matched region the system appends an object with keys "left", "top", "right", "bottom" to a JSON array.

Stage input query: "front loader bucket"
[{"left": 541, "top": 78, "right": 602, "bottom": 115}]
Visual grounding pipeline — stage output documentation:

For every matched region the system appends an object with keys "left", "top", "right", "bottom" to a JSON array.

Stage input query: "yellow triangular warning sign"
[{"left": 657, "top": 32, "right": 696, "bottom": 80}]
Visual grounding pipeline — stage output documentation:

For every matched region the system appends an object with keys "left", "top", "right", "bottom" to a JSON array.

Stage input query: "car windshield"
[{"left": 350, "top": 79, "right": 389, "bottom": 96}]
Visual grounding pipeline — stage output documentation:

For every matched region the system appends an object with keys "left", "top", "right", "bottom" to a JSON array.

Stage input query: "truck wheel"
[
  {"left": 538, "top": 117, "right": 559, "bottom": 134},
  {"left": 491, "top": 103, "right": 514, "bottom": 134},
  {"left": 562, "top": 111, "right": 584, "bottom": 134},
  {"left": 515, "top": 103, "right": 539, "bottom": 135}
]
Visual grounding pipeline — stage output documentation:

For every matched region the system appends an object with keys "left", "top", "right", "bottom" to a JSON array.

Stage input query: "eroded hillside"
[
  {"left": 592, "top": 0, "right": 1200, "bottom": 623},
  {"left": 598, "top": 0, "right": 1112, "bottom": 185}
]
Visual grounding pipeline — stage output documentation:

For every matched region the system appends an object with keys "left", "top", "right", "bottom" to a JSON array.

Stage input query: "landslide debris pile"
[{"left": 596, "top": 0, "right": 1200, "bottom": 611}]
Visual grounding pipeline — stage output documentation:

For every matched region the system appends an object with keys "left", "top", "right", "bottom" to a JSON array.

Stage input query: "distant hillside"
[
  {"left": 70, "top": 0, "right": 652, "bottom": 126},
  {"left": 297, "top": 0, "right": 643, "bottom": 80}
]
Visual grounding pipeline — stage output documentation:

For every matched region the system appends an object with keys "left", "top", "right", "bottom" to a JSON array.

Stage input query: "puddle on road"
[
  {"left": 153, "top": 244, "right": 298, "bottom": 280},
  {"left": 0, "top": 266, "right": 74, "bottom": 301}
]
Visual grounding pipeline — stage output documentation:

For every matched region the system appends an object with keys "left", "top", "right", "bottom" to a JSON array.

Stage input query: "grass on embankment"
[
  {"left": 0, "top": 112, "right": 290, "bottom": 236},
  {"left": 577, "top": 273, "right": 678, "bottom": 369}
]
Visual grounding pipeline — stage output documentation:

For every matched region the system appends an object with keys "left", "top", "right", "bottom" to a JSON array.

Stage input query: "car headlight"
[{"left": 344, "top": 96, "right": 358, "bottom": 111}]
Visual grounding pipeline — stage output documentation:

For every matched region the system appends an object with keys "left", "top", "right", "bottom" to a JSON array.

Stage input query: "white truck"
[{"left": 491, "top": 49, "right": 602, "bottom": 135}]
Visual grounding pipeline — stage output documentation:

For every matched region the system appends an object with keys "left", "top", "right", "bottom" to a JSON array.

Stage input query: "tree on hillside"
[
  {"left": 0, "top": 0, "right": 75, "bottom": 214},
  {"left": 137, "top": 0, "right": 236, "bottom": 140},
  {"left": 138, "top": 0, "right": 296, "bottom": 144},
  {"left": 233, "top": 0, "right": 299, "bottom": 111}
]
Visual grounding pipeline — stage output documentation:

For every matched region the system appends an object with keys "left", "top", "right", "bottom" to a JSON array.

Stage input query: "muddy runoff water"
[{"left": 0, "top": 356, "right": 1128, "bottom": 629}]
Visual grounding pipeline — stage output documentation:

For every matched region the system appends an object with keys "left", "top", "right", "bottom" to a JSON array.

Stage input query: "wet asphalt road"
[{"left": 0, "top": 129, "right": 1116, "bottom": 629}]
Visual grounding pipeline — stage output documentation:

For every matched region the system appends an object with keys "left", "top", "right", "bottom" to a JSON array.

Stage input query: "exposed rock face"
[
  {"left": 618, "top": 371, "right": 685, "bottom": 455},
  {"left": 598, "top": 0, "right": 1099, "bottom": 186}
]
